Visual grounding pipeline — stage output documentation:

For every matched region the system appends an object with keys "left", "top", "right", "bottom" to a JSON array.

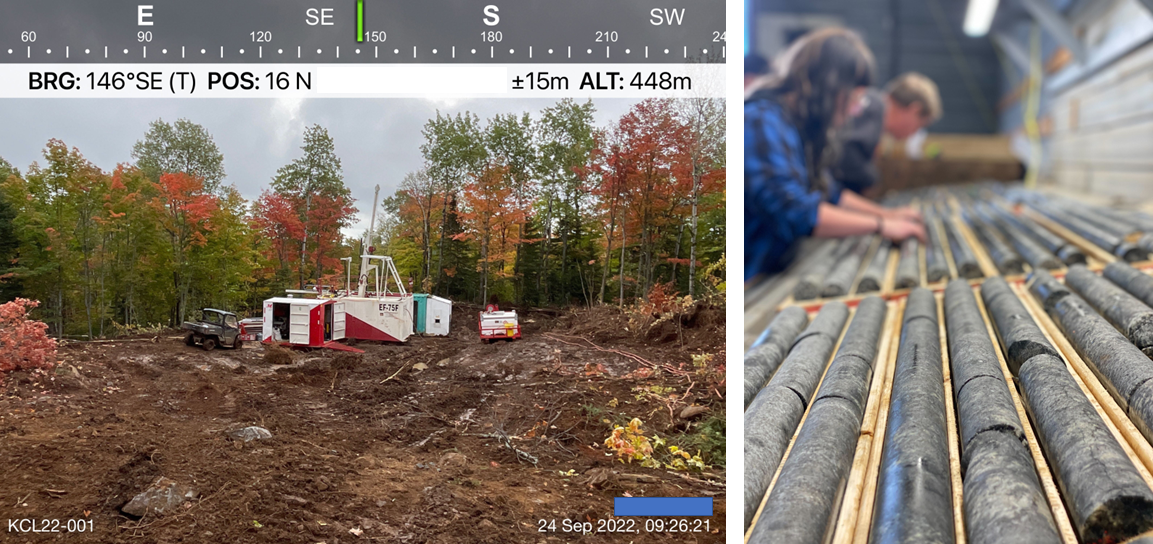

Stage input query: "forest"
[{"left": 0, "top": 97, "right": 725, "bottom": 338}]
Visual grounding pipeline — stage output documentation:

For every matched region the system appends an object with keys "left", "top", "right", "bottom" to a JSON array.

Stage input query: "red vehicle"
[{"left": 478, "top": 304, "right": 521, "bottom": 343}]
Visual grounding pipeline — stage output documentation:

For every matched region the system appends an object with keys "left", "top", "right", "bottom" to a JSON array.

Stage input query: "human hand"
[
  {"left": 880, "top": 217, "right": 927, "bottom": 243},
  {"left": 884, "top": 206, "right": 923, "bottom": 223}
]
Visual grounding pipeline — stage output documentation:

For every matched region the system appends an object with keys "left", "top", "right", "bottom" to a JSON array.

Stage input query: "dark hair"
[
  {"left": 755, "top": 28, "right": 875, "bottom": 188},
  {"left": 745, "top": 54, "right": 769, "bottom": 76}
]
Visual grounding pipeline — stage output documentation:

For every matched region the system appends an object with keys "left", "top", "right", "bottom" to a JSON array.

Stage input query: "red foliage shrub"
[
  {"left": 643, "top": 282, "right": 678, "bottom": 315},
  {"left": 0, "top": 298, "right": 57, "bottom": 379}
]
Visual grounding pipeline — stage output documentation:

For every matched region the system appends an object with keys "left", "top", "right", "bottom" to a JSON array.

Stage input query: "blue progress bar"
[{"left": 613, "top": 497, "right": 713, "bottom": 517}]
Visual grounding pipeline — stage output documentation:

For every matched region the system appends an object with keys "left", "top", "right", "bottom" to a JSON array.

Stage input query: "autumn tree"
[
  {"left": 590, "top": 130, "right": 630, "bottom": 304},
  {"left": 100, "top": 165, "right": 165, "bottom": 329},
  {"left": 379, "top": 99, "right": 725, "bottom": 307},
  {"left": 614, "top": 99, "right": 689, "bottom": 301},
  {"left": 252, "top": 190, "right": 304, "bottom": 287},
  {"left": 0, "top": 99, "right": 725, "bottom": 337},
  {"left": 132, "top": 119, "right": 227, "bottom": 195},
  {"left": 270, "top": 124, "right": 356, "bottom": 290},
  {"left": 485, "top": 113, "right": 538, "bottom": 301},
  {"left": 0, "top": 298, "right": 56, "bottom": 380},
  {"left": 457, "top": 163, "right": 532, "bottom": 303},
  {"left": 2, "top": 139, "right": 270, "bottom": 335},
  {"left": 151, "top": 172, "right": 218, "bottom": 325},
  {"left": 397, "top": 169, "right": 439, "bottom": 290},
  {"left": 193, "top": 187, "right": 259, "bottom": 311},
  {"left": 305, "top": 191, "right": 357, "bottom": 289},
  {"left": 2, "top": 141, "right": 111, "bottom": 337}
]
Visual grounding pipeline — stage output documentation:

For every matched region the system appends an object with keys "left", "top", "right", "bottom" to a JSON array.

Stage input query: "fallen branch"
[
  {"left": 476, "top": 430, "right": 539, "bottom": 466},
  {"left": 665, "top": 470, "right": 725, "bottom": 488},
  {"left": 411, "top": 429, "right": 445, "bottom": 448},
  {"left": 63, "top": 337, "right": 163, "bottom": 344},
  {"left": 295, "top": 438, "right": 331, "bottom": 452},
  {"left": 380, "top": 363, "right": 410, "bottom": 383}
]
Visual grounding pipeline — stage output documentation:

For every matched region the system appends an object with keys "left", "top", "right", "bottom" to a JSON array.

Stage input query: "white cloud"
[{"left": 269, "top": 97, "right": 306, "bottom": 158}]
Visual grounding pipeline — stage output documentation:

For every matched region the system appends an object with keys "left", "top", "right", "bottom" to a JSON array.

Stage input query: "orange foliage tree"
[
  {"left": 151, "top": 172, "right": 218, "bottom": 325},
  {"left": 604, "top": 99, "right": 690, "bottom": 302},
  {"left": 99, "top": 165, "right": 160, "bottom": 329},
  {"left": 252, "top": 190, "right": 305, "bottom": 286},
  {"left": 456, "top": 163, "right": 531, "bottom": 303}
]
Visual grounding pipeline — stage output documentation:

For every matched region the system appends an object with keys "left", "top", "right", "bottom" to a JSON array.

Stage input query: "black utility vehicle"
[{"left": 182, "top": 308, "right": 243, "bottom": 351}]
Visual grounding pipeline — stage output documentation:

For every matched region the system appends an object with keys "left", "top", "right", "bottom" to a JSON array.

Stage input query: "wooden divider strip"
[
  {"left": 851, "top": 298, "right": 906, "bottom": 544},
  {"left": 972, "top": 285, "right": 1078, "bottom": 544},
  {"left": 1012, "top": 282, "right": 1153, "bottom": 489},
  {"left": 774, "top": 293, "right": 796, "bottom": 314},
  {"left": 881, "top": 245, "right": 899, "bottom": 295},
  {"left": 949, "top": 215, "right": 1000, "bottom": 279},
  {"left": 831, "top": 300, "right": 901, "bottom": 544},
  {"left": 745, "top": 307, "right": 855, "bottom": 542},
  {"left": 918, "top": 230, "right": 930, "bottom": 288},
  {"left": 936, "top": 293, "right": 968, "bottom": 544}
]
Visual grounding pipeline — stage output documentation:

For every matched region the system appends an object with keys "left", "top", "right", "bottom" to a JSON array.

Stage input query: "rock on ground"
[
  {"left": 228, "top": 426, "right": 273, "bottom": 442},
  {"left": 121, "top": 477, "right": 198, "bottom": 517}
]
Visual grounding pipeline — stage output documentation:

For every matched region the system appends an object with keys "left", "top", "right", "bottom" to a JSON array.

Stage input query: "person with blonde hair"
[
  {"left": 745, "top": 28, "right": 925, "bottom": 280},
  {"left": 831, "top": 71, "right": 943, "bottom": 195}
]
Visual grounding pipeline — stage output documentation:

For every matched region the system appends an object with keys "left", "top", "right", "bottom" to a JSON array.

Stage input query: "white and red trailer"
[
  {"left": 259, "top": 255, "right": 417, "bottom": 350},
  {"left": 341, "top": 296, "right": 413, "bottom": 342},
  {"left": 260, "top": 296, "right": 361, "bottom": 352},
  {"left": 339, "top": 254, "right": 414, "bottom": 343}
]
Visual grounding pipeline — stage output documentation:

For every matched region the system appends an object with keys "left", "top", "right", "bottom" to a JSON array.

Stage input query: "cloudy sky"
[{"left": 0, "top": 97, "right": 642, "bottom": 237}]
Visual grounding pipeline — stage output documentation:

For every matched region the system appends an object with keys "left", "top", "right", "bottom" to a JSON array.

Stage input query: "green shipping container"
[{"left": 413, "top": 293, "right": 428, "bottom": 334}]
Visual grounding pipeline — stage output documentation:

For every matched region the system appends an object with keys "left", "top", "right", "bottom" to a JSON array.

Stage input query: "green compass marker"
[{"left": 357, "top": 0, "right": 364, "bottom": 42}]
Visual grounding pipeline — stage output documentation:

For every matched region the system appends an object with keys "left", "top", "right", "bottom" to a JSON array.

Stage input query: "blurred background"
[{"left": 745, "top": 0, "right": 1153, "bottom": 201}]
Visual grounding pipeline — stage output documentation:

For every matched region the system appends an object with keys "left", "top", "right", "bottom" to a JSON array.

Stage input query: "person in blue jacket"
[{"left": 745, "top": 28, "right": 925, "bottom": 281}]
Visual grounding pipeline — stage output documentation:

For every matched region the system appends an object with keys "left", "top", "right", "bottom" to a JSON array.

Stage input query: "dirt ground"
[{"left": 0, "top": 302, "right": 725, "bottom": 543}]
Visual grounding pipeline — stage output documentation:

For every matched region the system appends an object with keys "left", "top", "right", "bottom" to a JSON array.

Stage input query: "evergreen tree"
[{"left": 420, "top": 111, "right": 488, "bottom": 295}]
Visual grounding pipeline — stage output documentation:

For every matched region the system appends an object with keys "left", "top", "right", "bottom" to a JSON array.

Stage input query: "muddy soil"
[{"left": 0, "top": 303, "right": 725, "bottom": 543}]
